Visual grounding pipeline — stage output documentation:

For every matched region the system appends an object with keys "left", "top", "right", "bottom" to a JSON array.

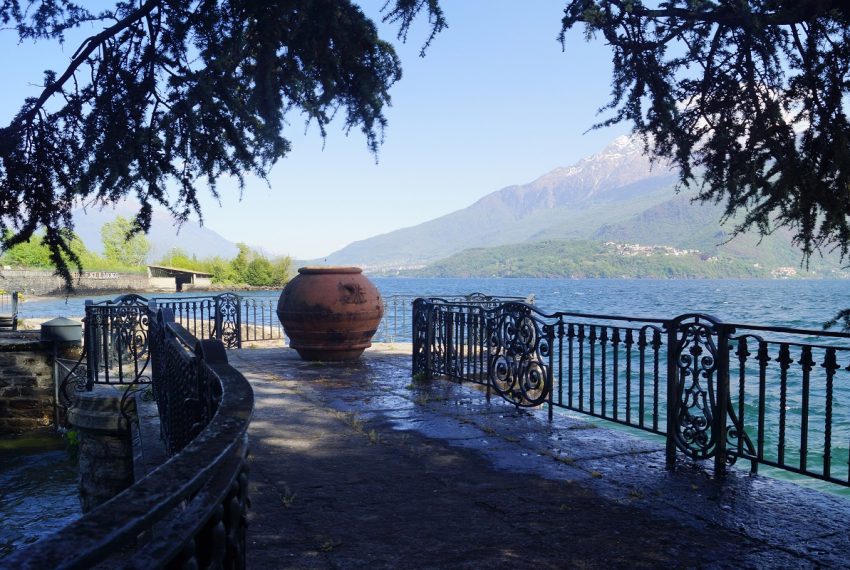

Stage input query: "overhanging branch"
[{"left": 10, "top": 0, "right": 162, "bottom": 132}]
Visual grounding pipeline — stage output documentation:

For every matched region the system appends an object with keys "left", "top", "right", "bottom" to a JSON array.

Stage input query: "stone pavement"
[{"left": 227, "top": 344, "right": 850, "bottom": 569}]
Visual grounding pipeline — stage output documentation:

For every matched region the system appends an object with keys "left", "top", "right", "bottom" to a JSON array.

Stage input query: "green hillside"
[
  {"left": 592, "top": 193, "right": 847, "bottom": 268},
  {"left": 411, "top": 239, "right": 848, "bottom": 279}
]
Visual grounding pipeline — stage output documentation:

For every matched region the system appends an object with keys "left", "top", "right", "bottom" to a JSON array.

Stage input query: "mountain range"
[
  {"left": 319, "top": 136, "right": 845, "bottom": 277},
  {"left": 68, "top": 135, "right": 846, "bottom": 278},
  {"left": 320, "top": 136, "right": 678, "bottom": 268}
]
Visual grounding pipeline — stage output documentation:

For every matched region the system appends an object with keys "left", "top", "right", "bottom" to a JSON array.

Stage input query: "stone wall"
[
  {"left": 0, "top": 268, "right": 150, "bottom": 296},
  {"left": 0, "top": 334, "right": 81, "bottom": 434}
]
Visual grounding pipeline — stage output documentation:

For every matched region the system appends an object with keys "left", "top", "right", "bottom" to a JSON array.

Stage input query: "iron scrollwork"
[
  {"left": 671, "top": 315, "right": 756, "bottom": 464},
  {"left": 109, "top": 304, "right": 150, "bottom": 366},
  {"left": 412, "top": 299, "right": 430, "bottom": 377},
  {"left": 486, "top": 303, "right": 552, "bottom": 407},
  {"left": 431, "top": 309, "right": 449, "bottom": 376},
  {"left": 214, "top": 293, "right": 241, "bottom": 349},
  {"left": 671, "top": 316, "right": 720, "bottom": 460},
  {"left": 81, "top": 294, "right": 152, "bottom": 388},
  {"left": 57, "top": 357, "right": 89, "bottom": 422}
]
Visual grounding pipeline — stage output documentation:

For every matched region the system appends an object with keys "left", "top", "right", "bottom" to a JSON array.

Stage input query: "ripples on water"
[
  {"left": 0, "top": 434, "right": 79, "bottom": 559},
  {"left": 19, "top": 278, "right": 850, "bottom": 330}
]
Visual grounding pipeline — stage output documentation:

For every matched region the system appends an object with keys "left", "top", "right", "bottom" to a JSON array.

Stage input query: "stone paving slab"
[{"left": 229, "top": 346, "right": 850, "bottom": 569}]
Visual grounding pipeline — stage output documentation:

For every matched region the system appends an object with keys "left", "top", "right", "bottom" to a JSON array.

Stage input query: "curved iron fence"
[
  {"left": 380, "top": 293, "right": 531, "bottom": 343},
  {"left": 7, "top": 306, "right": 254, "bottom": 569},
  {"left": 413, "top": 298, "right": 850, "bottom": 487}
]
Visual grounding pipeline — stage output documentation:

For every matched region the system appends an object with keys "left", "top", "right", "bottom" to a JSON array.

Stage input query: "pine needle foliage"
[
  {"left": 0, "top": 0, "right": 446, "bottom": 286},
  {"left": 561, "top": 1, "right": 850, "bottom": 267}
]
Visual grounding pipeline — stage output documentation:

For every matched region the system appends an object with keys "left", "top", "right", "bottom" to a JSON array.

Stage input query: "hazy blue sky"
[{"left": 1, "top": 1, "right": 629, "bottom": 259}]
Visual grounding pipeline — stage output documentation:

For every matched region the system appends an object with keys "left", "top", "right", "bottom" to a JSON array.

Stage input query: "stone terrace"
[{"left": 229, "top": 344, "right": 850, "bottom": 569}]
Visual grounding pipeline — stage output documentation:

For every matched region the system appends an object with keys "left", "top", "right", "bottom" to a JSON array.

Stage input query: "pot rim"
[{"left": 297, "top": 266, "right": 363, "bottom": 275}]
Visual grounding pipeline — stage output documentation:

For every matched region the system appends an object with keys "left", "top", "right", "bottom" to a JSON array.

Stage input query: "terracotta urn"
[{"left": 276, "top": 267, "right": 384, "bottom": 361}]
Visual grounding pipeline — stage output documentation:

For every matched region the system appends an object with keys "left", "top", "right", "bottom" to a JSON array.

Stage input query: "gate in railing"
[
  {"left": 83, "top": 294, "right": 151, "bottom": 387},
  {"left": 413, "top": 298, "right": 850, "bottom": 487}
]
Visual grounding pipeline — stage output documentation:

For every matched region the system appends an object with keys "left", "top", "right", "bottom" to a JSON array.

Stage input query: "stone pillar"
[{"left": 67, "top": 386, "right": 135, "bottom": 513}]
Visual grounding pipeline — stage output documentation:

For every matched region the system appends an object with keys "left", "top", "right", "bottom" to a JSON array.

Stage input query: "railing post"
[
  {"left": 214, "top": 295, "right": 223, "bottom": 344},
  {"left": 235, "top": 294, "right": 243, "bottom": 349},
  {"left": 11, "top": 291, "right": 18, "bottom": 330},
  {"left": 84, "top": 300, "right": 96, "bottom": 390},
  {"left": 481, "top": 306, "right": 490, "bottom": 401},
  {"left": 547, "top": 324, "right": 554, "bottom": 422},
  {"left": 425, "top": 302, "right": 434, "bottom": 380},
  {"left": 445, "top": 310, "right": 454, "bottom": 376},
  {"left": 665, "top": 319, "right": 677, "bottom": 468},
  {"left": 714, "top": 322, "right": 731, "bottom": 478}
]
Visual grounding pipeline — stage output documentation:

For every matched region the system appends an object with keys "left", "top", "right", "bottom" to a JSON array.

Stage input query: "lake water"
[
  {"left": 0, "top": 433, "right": 79, "bottom": 559},
  {"left": 20, "top": 277, "right": 850, "bottom": 330}
]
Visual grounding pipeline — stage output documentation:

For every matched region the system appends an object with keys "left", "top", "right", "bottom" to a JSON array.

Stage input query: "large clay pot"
[{"left": 276, "top": 267, "right": 384, "bottom": 361}]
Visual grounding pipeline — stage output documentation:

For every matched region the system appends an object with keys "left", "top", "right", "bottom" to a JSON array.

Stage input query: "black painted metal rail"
[
  {"left": 378, "top": 293, "right": 530, "bottom": 343},
  {"left": 5, "top": 307, "right": 254, "bottom": 569},
  {"left": 65, "top": 291, "right": 525, "bottom": 398},
  {"left": 413, "top": 298, "right": 850, "bottom": 487}
]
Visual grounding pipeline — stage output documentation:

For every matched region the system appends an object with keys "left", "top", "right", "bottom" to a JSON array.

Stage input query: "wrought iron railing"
[
  {"left": 6, "top": 306, "right": 253, "bottom": 568},
  {"left": 58, "top": 291, "right": 534, "bottom": 418},
  {"left": 65, "top": 293, "right": 251, "bottom": 396},
  {"left": 413, "top": 298, "right": 850, "bottom": 487},
  {"left": 238, "top": 296, "right": 285, "bottom": 343},
  {"left": 378, "top": 293, "right": 531, "bottom": 343},
  {"left": 83, "top": 294, "right": 151, "bottom": 387},
  {"left": 155, "top": 293, "right": 243, "bottom": 349},
  {"left": 73, "top": 292, "right": 526, "bottom": 388}
]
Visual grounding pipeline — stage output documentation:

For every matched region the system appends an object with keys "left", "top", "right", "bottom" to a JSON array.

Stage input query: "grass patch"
[
  {"left": 333, "top": 411, "right": 366, "bottom": 434},
  {"left": 0, "top": 430, "right": 65, "bottom": 453},
  {"left": 367, "top": 429, "right": 381, "bottom": 445},
  {"left": 411, "top": 371, "right": 429, "bottom": 384},
  {"left": 318, "top": 538, "right": 342, "bottom": 552},
  {"left": 280, "top": 485, "right": 297, "bottom": 507}
]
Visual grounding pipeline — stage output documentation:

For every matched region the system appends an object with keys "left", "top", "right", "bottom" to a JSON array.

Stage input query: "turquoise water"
[
  {"left": 20, "top": 278, "right": 850, "bottom": 330},
  {"left": 370, "top": 277, "right": 850, "bottom": 330}
]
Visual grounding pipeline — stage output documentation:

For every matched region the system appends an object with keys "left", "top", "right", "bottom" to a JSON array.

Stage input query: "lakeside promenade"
[{"left": 228, "top": 344, "right": 850, "bottom": 568}]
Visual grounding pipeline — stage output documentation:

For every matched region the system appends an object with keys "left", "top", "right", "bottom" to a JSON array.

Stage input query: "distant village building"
[
  {"left": 147, "top": 265, "right": 213, "bottom": 292},
  {"left": 604, "top": 241, "right": 700, "bottom": 257},
  {"left": 771, "top": 266, "right": 798, "bottom": 278}
]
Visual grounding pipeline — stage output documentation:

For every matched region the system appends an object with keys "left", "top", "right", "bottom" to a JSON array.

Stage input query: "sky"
[{"left": 1, "top": 1, "right": 629, "bottom": 260}]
